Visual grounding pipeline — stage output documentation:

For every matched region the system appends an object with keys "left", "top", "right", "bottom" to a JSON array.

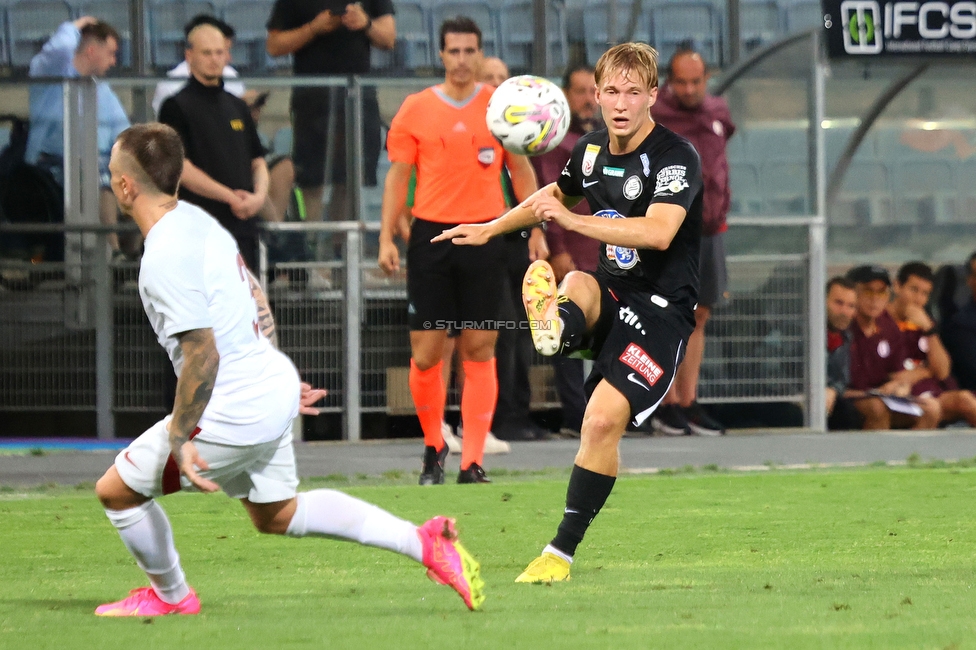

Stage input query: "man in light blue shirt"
[{"left": 27, "top": 16, "right": 131, "bottom": 256}]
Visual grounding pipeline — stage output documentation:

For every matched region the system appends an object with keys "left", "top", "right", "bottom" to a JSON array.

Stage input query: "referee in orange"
[{"left": 378, "top": 16, "right": 538, "bottom": 485}]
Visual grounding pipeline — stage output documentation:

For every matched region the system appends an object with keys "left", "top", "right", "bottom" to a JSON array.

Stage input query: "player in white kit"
[{"left": 93, "top": 123, "right": 484, "bottom": 616}]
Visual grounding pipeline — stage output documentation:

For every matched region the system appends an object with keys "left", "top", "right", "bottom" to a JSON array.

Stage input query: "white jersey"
[
  {"left": 151, "top": 62, "right": 246, "bottom": 116},
  {"left": 139, "top": 201, "right": 300, "bottom": 445}
]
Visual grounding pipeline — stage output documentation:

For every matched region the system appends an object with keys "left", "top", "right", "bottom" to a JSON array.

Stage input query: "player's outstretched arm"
[
  {"left": 430, "top": 182, "right": 565, "bottom": 246},
  {"left": 170, "top": 327, "right": 220, "bottom": 493}
]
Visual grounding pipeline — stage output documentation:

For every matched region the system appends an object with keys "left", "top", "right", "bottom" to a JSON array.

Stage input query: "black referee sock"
[
  {"left": 557, "top": 297, "right": 587, "bottom": 354},
  {"left": 550, "top": 464, "right": 616, "bottom": 558}
]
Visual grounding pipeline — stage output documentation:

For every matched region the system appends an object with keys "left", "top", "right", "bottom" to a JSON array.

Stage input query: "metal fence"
[{"left": 0, "top": 216, "right": 821, "bottom": 439}]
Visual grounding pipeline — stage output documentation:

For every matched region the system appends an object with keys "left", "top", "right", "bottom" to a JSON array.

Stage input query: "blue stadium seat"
[
  {"left": 745, "top": 125, "right": 806, "bottom": 165},
  {"left": 498, "top": 0, "right": 568, "bottom": 74},
  {"left": 740, "top": 0, "right": 781, "bottom": 53},
  {"left": 761, "top": 159, "right": 809, "bottom": 214},
  {"left": 149, "top": 0, "right": 217, "bottom": 70},
  {"left": 581, "top": 0, "right": 651, "bottom": 66},
  {"left": 271, "top": 126, "right": 292, "bottom": 157},
  {"left": 429, "top": 0, "right": 500, "bottom": 59},
  {"left": 372, "top": 0, "right": 431, "bottom": 71},
  {"left": 728, "top": 161, "right": 762, "bottom": 215},
  {"left": 832, "top": 160, "right": 891, "bottom": 226},
  {"left": 780, "top": 0, "right": 823, "bottom": 34},
  {"left": 72, "top": 0, "right": 133, "bottom": 67},
  {"left": 7, "top": 0, "right": 73, "bottom": 68},
  {"left": 0, "top": 6, "right": 9, "bottom": 68},
  {"left": 651, "top": 0, "right": 723, "bottom": 67},
  {"left": 222, "top": 0, "right": 275, "bottom": 72},
  {"left": 891, "top": 159, "right": 957, "bottom": 224}
]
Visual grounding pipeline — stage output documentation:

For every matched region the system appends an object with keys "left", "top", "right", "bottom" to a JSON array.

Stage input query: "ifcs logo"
[{"left": 841, "top": 0, "right": 883, "bottom": 54}]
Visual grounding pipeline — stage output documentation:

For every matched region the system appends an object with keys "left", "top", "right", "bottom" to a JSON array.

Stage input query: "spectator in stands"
[
  {"left": 943, "top": 251, "right": 976, "bottom": 392},
  {"left": 845, "top": 265, "right": 940, "bottom": 430},
  {"left": 889, "top": 261, "right": 976, "bottom": 425},
  {"left": 529, "top": 63, "right": 600, "bottom": 437},
  {"left": 825, "top": 276, "right": 863, "bottom": 430},
  {"left": 649, "top": 45, "right": 734, "bottom": 437},
  {"left": 158, "top": 22, "right": 268, "bottom": 271},
  {"left": 480, "top": 56, "right": 508, "bottom": 87},
  {"left": 151, "top": 15, "right": 245, "bottom": 116},
  {"left": 26, "top": 17, "right": 130, "bottom": 258},
  {"left": 266, "top": 0, "right": 395, "bottom": 254},
  {"left": 244, "top": 90, "right": 296, "bottom": 226}
]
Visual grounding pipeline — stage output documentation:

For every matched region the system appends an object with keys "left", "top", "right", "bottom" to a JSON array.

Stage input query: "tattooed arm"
[
  {"left": 246, "top": 269, "right": 277, "bottom": 348},
  {"left": 169, "top": 327, "right": 220, "bottom": 492}
]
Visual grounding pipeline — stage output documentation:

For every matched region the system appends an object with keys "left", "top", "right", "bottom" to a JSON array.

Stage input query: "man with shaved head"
[
  {"left": 91, "top": 123, "right": 484, "bottom": 617},
  {"left": 158, "top": 21, "right": 268, "bottom": 271}
]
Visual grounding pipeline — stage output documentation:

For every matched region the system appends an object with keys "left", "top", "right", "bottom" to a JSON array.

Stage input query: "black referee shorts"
[
  {"left": 582, "top": 276, "right": 691, "bottom": 431},
  {"left": 406, "top": 218, "right": 506, "bottom": 331}
]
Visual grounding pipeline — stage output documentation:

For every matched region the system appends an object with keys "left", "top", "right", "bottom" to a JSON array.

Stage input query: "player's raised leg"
[
  {"left": 515, "top": 380, "right": 628, "bottom": 583},
  {"left": 523, "top": 263, "right": 603, "bottom": 357},
  {"left": 243, "top": 491, "right": 485, "bottom": 610}
]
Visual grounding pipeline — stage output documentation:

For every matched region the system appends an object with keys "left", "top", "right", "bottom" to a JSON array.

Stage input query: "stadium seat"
[
  {"left": 581, "top": 0, "right": 651, "bottom": 66},
  {"left": 891, "top": 159, "right": 957, "bottom": 224},
  {"left": 745, "top": 125, "right": 806, "bottom": 166},
  {"left": 740, "top": 0, "right": 781, "bottom": 53},
  {"left": 372, "top": 0, "right": 432, "bottom": 71},
  {"left": 760, "top": 159, "right": 809, "bottom": 215},
  {"left": 498, "top": 0, "right": 568, "bottom": 74},
  {"left": 149, "top": 0, "right": 217, "bottom": 70},
  {"left": 73, "top": 0, "right": 133, "bottom": 67},
  {"left": 7, "top": 0, "right": 73, "bottom": 68},
  {"left": 728, "top": 161, "right": 762, "bottom": 215},
  {"left": 0, "top": 6, "right": 9, "bottom": 68},
  {"left": 780, "top": 0, "right": 823, "bottom": 34},
  {"left": 651, "top": 0, "right": 723, "bottom": 67},
  {"left": 831, "top": 159, "right": 891, "bottom": 226},
  {"left": 222, "top": 0, "right": 275, "bottom": 72},
  {"left": 429, "top": 0, "right": 500, "bottom": 59},
  {"left": 271, "top": 126, "right": 292, "bottom": 157}
]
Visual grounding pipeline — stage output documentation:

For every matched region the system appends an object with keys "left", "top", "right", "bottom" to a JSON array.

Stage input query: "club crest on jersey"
[
  {"left": 654, "top": 165, "right": 689, "bottom": 197},
  {"left": 582, "top": 144, "right": 600, "bottom": 176},
  {"left": 477, "top": 147, "right": 495, "bottom": 166},
  {"left": 623, "top": 175, "right": 642, "bottom": 200},
  {"left": 595, "top": 209, "right": 640, "bottom": 270}
]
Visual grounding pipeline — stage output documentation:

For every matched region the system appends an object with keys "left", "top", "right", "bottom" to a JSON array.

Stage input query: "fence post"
[{"left": 344, "top": 227, "right": 362, "bottom": 441}]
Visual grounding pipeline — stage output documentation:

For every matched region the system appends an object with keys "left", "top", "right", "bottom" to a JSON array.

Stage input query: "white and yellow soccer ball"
[{"left": 486, "top": 75, "right": 571, "bottom": 156}]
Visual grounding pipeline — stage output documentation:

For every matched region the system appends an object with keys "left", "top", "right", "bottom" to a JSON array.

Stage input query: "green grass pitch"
[{"left": 2, "top": 466, "right": 976, "bottom": 649}]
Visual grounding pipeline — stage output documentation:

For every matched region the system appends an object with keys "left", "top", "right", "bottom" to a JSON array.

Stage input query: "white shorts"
[{"left": 114, "top": 416, "right": 299, "bottom": 503}]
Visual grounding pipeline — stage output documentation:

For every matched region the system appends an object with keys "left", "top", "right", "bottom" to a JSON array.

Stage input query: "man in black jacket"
[{"left": 158, "top": 21, "right": 268, "bottom": 271}]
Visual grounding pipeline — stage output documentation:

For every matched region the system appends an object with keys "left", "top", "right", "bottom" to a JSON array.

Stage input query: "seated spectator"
[
  {"left": 888, "top": 261, "right": 976, "bottom": 426},
  {"left": 26, "top": 17, "right": 130, "bottom": 258},
  {"left": 845, "top": 265, "right": 941, "bottom": 430},
  {"left": 825, "top": 276, "right": 862, "bottom": 430},
  {"left": 151, "top": 15, "right": 245, "bottom": 116},
  {"left": 943, "top": 251, "right": 976, "bottom": 392}
]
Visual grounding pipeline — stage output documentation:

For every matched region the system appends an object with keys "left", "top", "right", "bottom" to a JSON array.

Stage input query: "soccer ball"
[{"left": 486, "top": 75, "right": 571, "bottom": 156}]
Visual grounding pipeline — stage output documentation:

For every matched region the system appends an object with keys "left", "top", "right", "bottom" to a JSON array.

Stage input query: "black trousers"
[{"left": 493, "top": 233, "right": 534, "bottom": 431}]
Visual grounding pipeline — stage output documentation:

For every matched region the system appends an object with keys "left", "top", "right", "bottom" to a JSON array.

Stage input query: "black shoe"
[
  {"left": 457, "top": 462, "right": 491, "bottom": 484},
  {"left": 684, "top": 402, "right": 726, "bottom": 436},
  {"left": 651, "top": 404, "right": 690, "bottom": 436},
  {"left": 419, "top": 444, "right": 448, "bottom": 485},
  {"left": 494, "top": 423, "right": 551, "bottom": 441}
]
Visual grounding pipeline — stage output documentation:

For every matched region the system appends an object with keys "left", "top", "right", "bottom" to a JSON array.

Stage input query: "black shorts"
[
  {"left": 290, "top": 86, "right": 381, "bottom": 188},
  {"left": 407, "top": 218, "right": 506, "bottom": 331},
  {"left": 698, "top": 232, "right": 728, "bottom": 308},
  {"left": 582, "top": 276, "right": 691, "bottom": 431}
]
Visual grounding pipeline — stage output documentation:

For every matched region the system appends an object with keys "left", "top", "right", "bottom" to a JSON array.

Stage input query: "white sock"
[
  {"left": 543, "top": 544, "right": 574, "bottom": 564},
  {"left": 285, "top": 490, "right": 423, "bottom": 563},
  {"left": 105, "top": 501, "right": 190, "bottom": 604}
]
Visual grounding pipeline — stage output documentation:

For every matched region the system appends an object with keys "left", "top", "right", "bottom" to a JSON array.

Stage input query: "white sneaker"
[
  {"left": 441, "top": 421, "right": 461, "bottom": 454},
  {"left": 457, "top": 426, "right": 511, "bottom": 455}
]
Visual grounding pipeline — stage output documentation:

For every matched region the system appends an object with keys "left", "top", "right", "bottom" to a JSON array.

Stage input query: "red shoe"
[
  {"left": 418, "top": 516, "right": 485, "bottom": 611},
  {"left": 95, "top": 586, "right": 200, "bottom": 617}
]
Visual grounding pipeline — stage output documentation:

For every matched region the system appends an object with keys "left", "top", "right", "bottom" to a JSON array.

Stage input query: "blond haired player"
[
  {"left": 434, "top": 43, "right": 704, "bottom": 582},
  {"left": 92, "top": 123, "right": 483, "bottom": 616}
]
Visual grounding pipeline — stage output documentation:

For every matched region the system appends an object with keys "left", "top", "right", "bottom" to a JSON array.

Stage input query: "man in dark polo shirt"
[
  {"left": 845, "top": 265, "right": 941, "bottom": 430},
  {"left": 159, "top": 22, "right": 267, "bottom": 271},
  {"left": 825, "top": 276, "right": 862, "bottom": 430}
]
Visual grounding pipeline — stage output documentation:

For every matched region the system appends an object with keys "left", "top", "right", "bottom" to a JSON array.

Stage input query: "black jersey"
[{"left": 557, "top": 124, "right": 704, "bottom": 319}]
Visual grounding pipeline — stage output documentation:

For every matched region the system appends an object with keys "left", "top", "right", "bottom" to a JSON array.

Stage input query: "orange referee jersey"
[{"left": 387, "top": 83, "right": 514, "bottom": 224}]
